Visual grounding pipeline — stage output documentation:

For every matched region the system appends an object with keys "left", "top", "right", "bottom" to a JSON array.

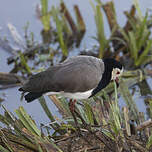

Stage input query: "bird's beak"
[{"left": 115, "top": 77, "right": 119, "bottom": 88}]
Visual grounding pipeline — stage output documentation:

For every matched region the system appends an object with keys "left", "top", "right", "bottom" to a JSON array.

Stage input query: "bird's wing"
[{"left": 21, "top": 56, "right": 105, "bottom": 93}]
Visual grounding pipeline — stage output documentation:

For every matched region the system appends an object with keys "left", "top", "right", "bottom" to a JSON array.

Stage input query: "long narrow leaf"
[
  {"left": 136, "top": 14, "right": 148, "bottom": 50},
  {"left": 41, "top": 0, "right": 50, "bottom": 31},
  {"left": 128, "top": 31, "right": 138, "bottom": 60},
  {"left": 52, "top": 7, "right": 68, "bottom": 56},
  {"left": 15, "top": 106, "right": 41, "bottom": 136},
  {"left": 84, "top": 102, "right": 94, "bottom": 124},
  {"left": 135, "top": 39, "right": 152, "bottom": 66},
  {"left": 119, "top": 79, "right": 139, "bottom": 124},
  {"left": 0, "top": 145, "right": 10, "bottom": 152}
]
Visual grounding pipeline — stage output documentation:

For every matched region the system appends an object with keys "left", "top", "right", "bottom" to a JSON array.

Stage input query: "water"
[{"left": 0, "top": 0, "right": 152, "bottom": 125}]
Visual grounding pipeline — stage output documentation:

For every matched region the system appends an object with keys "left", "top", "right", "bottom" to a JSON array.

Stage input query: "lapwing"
[{"left": 19, "top": 56, "right": 123, "bottom": 104}]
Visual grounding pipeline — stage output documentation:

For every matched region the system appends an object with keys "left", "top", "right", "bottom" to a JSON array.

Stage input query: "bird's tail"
[
  {"left": 24, "top": 92, "right": 43, "bottom": 103},
  {"left": 18, "top": 87, "right": 43, "bottom": 103}
]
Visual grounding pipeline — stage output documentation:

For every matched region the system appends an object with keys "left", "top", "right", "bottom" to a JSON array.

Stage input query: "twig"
[
  {"left": 74, "top": 109, "right": 88, "bottom": 128},
  {"left": 55, "top": 135, "right": 76, "bottom": 143},
  {"left": 84, "top": 129, "right": 116, "bottom": 152},
  {"left": 7, "top": 43, "right": 49, "bottom": 64},
  {"left": 74, "top": 5, "right": 85, "bottom": 32},
  {"left": 123, "top": 5, "right": 136, "bottom": 32},
  {"left": 0, "top": 72, "right": 26, "bottom": 85},
  {"left": 81, "top": 146, "right": 101, "bottom": 152},
  {"left": 0, "top": 84, "right": 21, "bottom": 90},
  {"left": 127, "top": 139, "right": 147, "bottom": 152},
  {"left": 136, "top": 119, "right": 152, "bottom": 131},
  {"left": 60, "top": 2, "right": 77, "bottom": 33},
  {"left": 122, "top": 107, "right": 131, "bottom": 136}
]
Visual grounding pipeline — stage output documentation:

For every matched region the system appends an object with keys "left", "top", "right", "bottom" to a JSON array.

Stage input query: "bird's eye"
[{"left": 117, "top": 71, "right": 120, "bottom": 74}]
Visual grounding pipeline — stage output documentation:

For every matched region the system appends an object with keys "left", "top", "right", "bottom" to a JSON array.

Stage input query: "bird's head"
[
  {"left": 111, "top": 59, "right": 123, "bottom": 87},
  {"left": 103, "top": 58, "right": 123, "bottom": 87},
  {"left": 111, "top": 67, "right": 123, "bottom": 87}
]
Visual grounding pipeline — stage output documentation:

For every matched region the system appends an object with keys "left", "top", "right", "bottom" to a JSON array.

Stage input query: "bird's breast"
[{"left": 46, "top": 89, "right": 94, "bottom": 99}]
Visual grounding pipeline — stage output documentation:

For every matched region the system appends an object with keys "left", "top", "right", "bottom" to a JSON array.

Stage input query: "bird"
[{"left": 19, "top": 55, "right": 123, "bottom": 104}]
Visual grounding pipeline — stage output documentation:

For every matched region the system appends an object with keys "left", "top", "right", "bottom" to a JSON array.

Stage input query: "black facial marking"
[
  {"left": 103, "top": 58, "right": 123, "bottom": 70},
  {"left": 89, "top": 58, "right": 122, "bottom": 97}
]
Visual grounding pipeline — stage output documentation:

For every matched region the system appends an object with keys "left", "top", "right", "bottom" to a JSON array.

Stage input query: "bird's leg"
[
  {"left": 69, "top": 99, "right": 77, "bottom": 113},
  {"left": 69, "top": 99, "right": 78, "bottom": 125},
  {"left": 69, "top": 99, "right": 81, "bottom": 134},
  {"left": 69, "top": 100, "right": 88, "bottom": 128}
]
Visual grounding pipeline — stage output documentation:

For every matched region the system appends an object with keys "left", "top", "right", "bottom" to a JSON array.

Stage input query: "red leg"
[
  {"left": 69, "top": 99, "right": 77, "bottom": 113},
  {"left": 69, "top": 99, "right": 79, "bottom": 130}
]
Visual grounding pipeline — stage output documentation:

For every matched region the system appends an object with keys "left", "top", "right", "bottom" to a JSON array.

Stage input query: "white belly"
[{"left": 45, "top": 89, "right": 93, "bottom": 99}]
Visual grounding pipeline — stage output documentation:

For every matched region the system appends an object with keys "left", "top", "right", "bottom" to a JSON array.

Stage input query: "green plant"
[
  {"left": 0, "top": 105, "right": 63, "bottom": 152},
  {"left": 41, "top": 0, "right": 51, "bottom": 31},
  {"left": 119, "top": 12, "right": 152, "bottom": 66},
  {"left": 51, "top": 6, "right": 68, "bottom": 56},
  {"left": 90, "top": 0, "right": 108, "bottom": 58}
]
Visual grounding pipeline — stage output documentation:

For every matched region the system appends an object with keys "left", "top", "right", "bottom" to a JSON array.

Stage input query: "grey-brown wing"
[
  {"left": 22, "top": 56, "right": 104, "bottom": 93},
  {"left": 21, "top": 66, "right": 60, "bottom": 93},
  {"left": 49, "top": 56, "right": 104, "bottom": 93},
  {"left": 50, "top": 61, "right": 102, "bottom": 92}
]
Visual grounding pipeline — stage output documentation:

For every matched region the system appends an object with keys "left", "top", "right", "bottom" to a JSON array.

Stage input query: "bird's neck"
[{"left": 90, "top": 61, "right": 112, "bottom": 97}]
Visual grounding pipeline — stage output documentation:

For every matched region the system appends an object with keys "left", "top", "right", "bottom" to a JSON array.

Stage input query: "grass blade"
[
  {"left": 41, "top": 0, "right": 51, "bottom": 31},
  {"left": 0, "top": 145, "right": 10, "bottom": 152},
  {"left": 15, "top": 106, "right": 41, "bottom": 136},
  {"left": 135, "top": 39, "right": 152, "bottom": 66},
  {"left": 84, "top": 102, "right": 94, "bottom": 124},
  {"left": 52, "top": 6, "right": 68, "bottom": 56},
  {"left": 119, "top": 79, "right": 139, "bottom": 124},
  {"left": 128, "top": 31, "right": 138, "bottom": 60},
  {"left": 90, "top": 1, "right": 107, "bottom": 58}
]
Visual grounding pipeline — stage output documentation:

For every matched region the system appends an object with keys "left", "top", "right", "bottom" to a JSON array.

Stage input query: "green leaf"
[
  {"left": 119, "top": 79, "right": 139, "bottom": 124},
  {"left": 90, "top": 1, "right": 107, "bottom": 58},
  {"left": 84, "top": 102, "right": 94, "bottom": 124},
  {"left": 51, "top": 7, "right": 68, "bottom": 56},
  {"left": 0, "top": 145, "right": 10, "bottom": 152},
  {"left": 95, "top": 5, "right": 107, "bottom": 58},
  {"left": 128, "top": 31, "right": 138, "bottom": 60},
  {"left": 41, "top": 0, "right": 48, "bottom": 15},
  {"left": 119, "top": 28, "right": 129, "bottom": 42},
  {"left": 39, "top": 96, "right": 55, "bottom": 122},
  {"left": 19, "top": 52, "right": 31, "bottom": 74},
  {"left": 102, "top": 129, "right": 114, "bottom": 140},
  {"left": 136, "top": 14, "right": 148, "bottom": 50},
  {"left": 41, "top": 0, "right": 50, "bottom": 31},
  {"left": 108, "top": 82, "right": 122, "bottom": 135},
  {"left": 133, "top": 0, "right": 143, "bottom": 20},
  {"left": 2, "top": 105, "right": 16, "bottom": 125},
  {"left": 76, "top": 103, "right": 88, "bottom": 123},
  {"left": 15, "top": 106, "right": 41, "bottom": 136},
  {"left": 147, "top": 135, "right": 152, "bottom": 149},
  {"left": 0, "top": 114, "right": 11, "bottom": 126},
  {"left": 135, "top": 39, "right": 152, "bottom": 66}
]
